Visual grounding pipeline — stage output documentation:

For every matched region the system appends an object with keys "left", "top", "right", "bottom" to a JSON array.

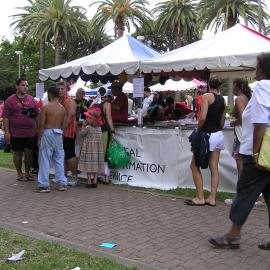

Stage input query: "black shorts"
[
  {"left": 11, "top": 137, "right": 36, "bottom": 152},
  {"left": 63, "top": 137, "right": 76, "bottom": 160}
]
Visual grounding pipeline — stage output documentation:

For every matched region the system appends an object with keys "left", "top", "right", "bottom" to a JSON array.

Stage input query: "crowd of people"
[
  {"left": 0, "top": 77, "right": 203, "bottom": 192},
  {"left": 1, "top": 79, "right": 130, "bottom": 191},
  {"left": 1, "top": 53, "right": 270, "bottom": 250}
]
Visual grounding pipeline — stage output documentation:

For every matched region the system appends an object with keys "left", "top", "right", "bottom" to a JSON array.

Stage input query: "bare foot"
[{"left": 205, "top": 198, "right": 216, "bottom": 206}]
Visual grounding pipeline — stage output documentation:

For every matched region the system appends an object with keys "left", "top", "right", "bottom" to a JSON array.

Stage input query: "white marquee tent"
[
  {"left": 140, "top": 24, "right": 270, "bottom": 74},
  {"left": 39, "top": 35, "right": 160, "bottom": 81},
  {"left": 149, "top": 79, "right": 207, "bottom": 92}
]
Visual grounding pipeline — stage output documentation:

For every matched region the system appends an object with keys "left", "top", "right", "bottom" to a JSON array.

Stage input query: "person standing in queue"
[
  {"left": 91, "top": 92, "right": 115, "bottom": 184},
  {"left": 185, "top": 78, "right": 226, "bottom": 207},
  {"left": 37, "top": 84, "right": 67, "bottom": 193},
  {"left": 109, "top": 81, "right": 128, "bottom": 122},
  {"left": 74, "top": 88, "right": 91, "bottom": 121},
  {"left": 230, "top": 78, "right": 251, "bottom": 176},
  {"left": 57, "top": 81, "right": 78, "bottom": 186},
  {"left": 3, "top": 78, "right": 38, "bottom": 181}
]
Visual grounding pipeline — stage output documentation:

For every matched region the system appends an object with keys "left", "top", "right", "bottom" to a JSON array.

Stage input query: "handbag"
[
  {"left": 107, "top": 139, "right": 130, "bottom": 169},
  {"left": 258, "top": 127, "right": 270, "bottom": 171}
]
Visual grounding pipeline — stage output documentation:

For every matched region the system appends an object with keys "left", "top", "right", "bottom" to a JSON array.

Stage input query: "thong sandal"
[
  {"left": 184, "top": 199, "right": 205, "bottom": 206},
  {"left": 205, "top": 201, "right": 216, "bottom": 207},
  {"left": 209, "top": 234, "right": 240, "bottom": 249},
  {"left": 258, "top": 241, "right": 270, "bottom": 250},
  {"left": 25, "top": 174, "right": 36, "bottom": 181},
  {"left": 16, "top": 175, "right": 27, "bottom": 182}
]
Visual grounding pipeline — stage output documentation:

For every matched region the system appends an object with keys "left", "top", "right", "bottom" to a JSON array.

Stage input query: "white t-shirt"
[
  {"left": 240, "top": 80, "right": 270, "bottom": 155},
  {"left": 128, "top": 98, "right": 133, "bottom": 115},
  {"left": 142, "top": 94, "right": 153, "bottom": 115}
]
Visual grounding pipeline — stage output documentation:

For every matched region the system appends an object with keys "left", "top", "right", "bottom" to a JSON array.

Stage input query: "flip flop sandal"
[
  {"left": 16, "top": 176, "right": 27, "bottom": 182},
  {"left": 205, "top": 202, "right": 217, "bottom": 207},
  {"left": 25, "top": 175, "right": 36, "bottom": 181},
  {"left": 184, "top": 199, "right": 205, "bottom": 206},
  {"left": 258, "top": 242, "right": 270, "bottom": 250},
  {"left": 209, "top": 234, "right": 240, "bottom": 249}
]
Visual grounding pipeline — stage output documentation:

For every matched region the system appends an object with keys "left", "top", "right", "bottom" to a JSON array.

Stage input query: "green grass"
[
  {"left": 0, "top": 229, "right": 139, "bottom": 270},
  {"left": 0, "top": 150, "right": 235, "bottom": 202},
  {"left": 0, "top": 150, "right": 14, "bottom": 169}
]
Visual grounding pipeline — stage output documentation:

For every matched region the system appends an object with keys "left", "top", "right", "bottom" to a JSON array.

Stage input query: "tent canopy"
[
  {"left": 140, "top": 24, "right": 270, "bottom": 74},
  {"left": 39, "top": 35, "right": 160, "bottom": 81},
  {"left": 150, "top": 79, "right": 207, "bottom": 92}
]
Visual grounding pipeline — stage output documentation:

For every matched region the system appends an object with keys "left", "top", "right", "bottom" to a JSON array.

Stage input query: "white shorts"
[{"left": 209, "top": 131, "right": 224, "bottom": 151}]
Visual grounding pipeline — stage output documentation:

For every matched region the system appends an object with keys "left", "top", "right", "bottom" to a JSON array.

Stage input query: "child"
[
  {"left": 37, "top": 84, "right": 67, "bottom": 193},
  {"left": 78, "top": 108, "right": 104, "bottom": 188}
]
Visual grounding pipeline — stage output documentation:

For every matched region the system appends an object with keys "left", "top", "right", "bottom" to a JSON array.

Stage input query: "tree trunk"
[
  {"left": 115, "top": 15, "right": 125, "bottom": 39},
  {"left": 175, "top": 24, "right": 181, "bottom": 49},
  {"left": 227, "top": 77, "right": 234, "bottom": 107},
  {"left": 55, "top": 33, "right": 62, "bottom": 65},
  {"left": 226, "top": 11, "right": 237, "bottom": 106},
  {"left": 226, "top": 10, "right": 237, "bottom": 29},
  {"left": 39, "top": 35, "right": 45, "bottom": 69}
]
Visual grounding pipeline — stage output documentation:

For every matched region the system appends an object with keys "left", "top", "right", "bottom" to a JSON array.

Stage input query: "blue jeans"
[{"left": 38, "top": 129, "right": 67, "bottom": 188}]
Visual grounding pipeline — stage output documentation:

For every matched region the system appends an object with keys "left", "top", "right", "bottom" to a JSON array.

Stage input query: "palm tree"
[
  {"left": 12, "top": 0, "right": 49, "bottom": 69},
  {"left": 264, "top": 23, "right": 270, "bottom": 36},
  {"left": 198, "top": 0, "right": 269, "bottom": 33},
  {"left": 153, "top": 0, "right": 198, "bottom": 49},
  {"left": 91, "top": 0, "right": 151, "bottom": 39},
  {"left": 64, "top": 22, "right": 112, "bottom": 60},
  {"left": 13, "top": 0, "right": 88, "bottom": 66},
  {"left": 198, "top": 0, "right": 269, "bottom": 107}
]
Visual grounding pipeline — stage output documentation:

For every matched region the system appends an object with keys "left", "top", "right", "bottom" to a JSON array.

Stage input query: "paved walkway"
[{"left": 0, "top": 168, "right": 270, "bottom": 270}]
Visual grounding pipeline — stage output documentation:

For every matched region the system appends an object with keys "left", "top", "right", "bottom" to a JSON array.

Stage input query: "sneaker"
[
  {"left": 37, "top": 187, "right": 51, "bottom": 193},
  {"left": 58, "top": 185, "right": 67, "bottom": 191},
  {"left": 255, "top": 201, "right": 266, "bottom": 206},
  {"left": 50, "top": 178, "right": 57, "bottom": 183},
  {"left": 224, "top": 199, "right": 233, "bottom": 205},
  {"left": 68, "top": 176, "right": 78, "bottom": 187}
]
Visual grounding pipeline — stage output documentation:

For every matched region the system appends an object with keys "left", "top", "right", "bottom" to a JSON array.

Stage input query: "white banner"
[
  {"left": 133, "top": 78, "right": 144, "bottom": 98},
  {"left": 36, "top": 83, "right": 44, "bottom": 99},
  {"left": 111, "top": 127, "right": 238, "bottom": 193}
]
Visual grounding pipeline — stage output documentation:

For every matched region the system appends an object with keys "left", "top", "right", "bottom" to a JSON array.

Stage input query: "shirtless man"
[{"left": 37, "top": 84, "right": 67, "bottom": 193}]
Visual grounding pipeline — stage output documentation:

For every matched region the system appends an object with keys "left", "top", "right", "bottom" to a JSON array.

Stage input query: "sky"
[{"left": 1, "top": 0, "right": 270, "bottom": 41}]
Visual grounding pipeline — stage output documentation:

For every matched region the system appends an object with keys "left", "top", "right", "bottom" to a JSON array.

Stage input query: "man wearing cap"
[{"left": 109, "top": 81, "right": 128, "bottom": 122}]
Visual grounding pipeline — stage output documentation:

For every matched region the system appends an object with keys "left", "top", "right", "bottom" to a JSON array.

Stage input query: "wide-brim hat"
[{"left": 84, "top": 108, "right": 103, "bottom": 127}]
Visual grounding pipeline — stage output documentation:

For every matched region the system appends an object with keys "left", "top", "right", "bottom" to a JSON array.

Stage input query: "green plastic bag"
[{"left": 107, "top": 139, "right": 130, "bottom": 169}]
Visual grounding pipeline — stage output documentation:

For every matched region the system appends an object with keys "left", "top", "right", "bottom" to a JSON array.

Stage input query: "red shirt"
[
  {"left": 196, "top": 95, "right": 203, "bottom": 121},
  {"left": 111, "top": 93, "right": 128, "bottom": 122},
  {"left": 35, "top": 98, "right": 44, "bottom": 112},
  {"left": 0, "top": 103, "right": 4, "bottom": 118},
  {"left": 3, "top": 94, "right": 37, "bottom": 138}
]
